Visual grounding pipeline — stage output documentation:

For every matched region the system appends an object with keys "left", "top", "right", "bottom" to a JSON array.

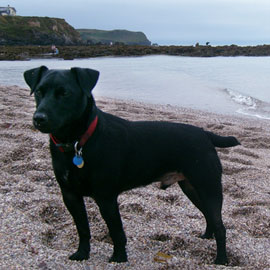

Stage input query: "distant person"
[{"left": 51, "top": 45, "right": 59, "bottom": 55}]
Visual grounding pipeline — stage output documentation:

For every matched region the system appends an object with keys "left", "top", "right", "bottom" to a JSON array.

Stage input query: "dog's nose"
[{"left": 33, "top": 112, "right": 48, "bottom": 127}]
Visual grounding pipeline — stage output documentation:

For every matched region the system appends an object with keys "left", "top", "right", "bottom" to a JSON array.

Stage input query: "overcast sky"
[{"left": 2, "top": 0, "right": 270, "bottom": 45}]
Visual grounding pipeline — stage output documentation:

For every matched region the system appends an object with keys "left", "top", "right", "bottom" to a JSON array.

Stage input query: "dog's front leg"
[
  {"left": 61, "top": 188, "right": 90, "bottom": 261},
  {"left": 95, "top": 196, "right": 127, "bottom": 263}
]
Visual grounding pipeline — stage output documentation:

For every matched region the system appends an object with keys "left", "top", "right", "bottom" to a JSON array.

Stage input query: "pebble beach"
[{"left": 1, "top": 85, "right": 270, "bottom": 270}]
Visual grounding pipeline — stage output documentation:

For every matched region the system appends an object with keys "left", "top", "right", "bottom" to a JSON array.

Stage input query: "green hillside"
[
  {"left": 77, "top": 29, "right": 151, "bottom": 45},
  {"left": 0, "top": 16, "right": 82, "bottom": 45}
]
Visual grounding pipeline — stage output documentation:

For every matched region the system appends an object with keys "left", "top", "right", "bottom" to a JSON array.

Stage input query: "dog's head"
[{"left": 24, "top": 66, "right": 99, "bottom": 134}]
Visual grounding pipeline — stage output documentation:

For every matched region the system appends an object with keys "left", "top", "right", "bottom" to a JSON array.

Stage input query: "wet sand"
[{"left": 1, "top": 85, "right": 270, "bottom": 269}]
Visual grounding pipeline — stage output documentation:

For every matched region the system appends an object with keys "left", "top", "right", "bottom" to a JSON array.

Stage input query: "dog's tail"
[{"left": 206, "top": 131, "right": 241, "bottom": 148}]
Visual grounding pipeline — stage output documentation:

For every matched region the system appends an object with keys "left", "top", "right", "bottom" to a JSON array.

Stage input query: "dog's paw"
[
  {"left": 69, "top": 251, "right": 89, "bottom": 261},
  {"left": 215, "top": 256, "right": 228, "bottom": 265},
  {"left": 200, "top": 231, "right": 214, "bottom": 239},
  {"left": 109, "top": 252, "right": 128, "bottom": 263},
  {"left": 200, "top": 227, "right": 214, "bottom": 239}
]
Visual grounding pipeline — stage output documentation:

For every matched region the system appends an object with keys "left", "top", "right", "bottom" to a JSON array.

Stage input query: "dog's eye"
[
  {"left": 56, "top": 88, "right": 70, "bottom": 98},
  {"left": 35, "top": 90, "right": 42, "bottom": 98},
  {"left": 63, "top": 91, "right": 70, "bottom": 97}
]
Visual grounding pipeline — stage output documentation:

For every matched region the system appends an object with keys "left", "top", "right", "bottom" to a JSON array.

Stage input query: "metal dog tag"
[
  {"left": 73, "top": 155, "right": 84, "bottom": 168},
  {"left": 73, "top": 142, "right": 84, "bottom": 168}
]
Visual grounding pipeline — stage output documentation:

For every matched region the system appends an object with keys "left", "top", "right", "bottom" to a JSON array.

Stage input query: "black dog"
[{"left": 24, "top": 66, "right": 240, "bottom": 265}]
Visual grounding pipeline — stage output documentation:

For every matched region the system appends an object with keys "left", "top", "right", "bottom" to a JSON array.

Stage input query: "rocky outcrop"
[{"left": 1, "top": 44, "right": 270, "bottom": 61}]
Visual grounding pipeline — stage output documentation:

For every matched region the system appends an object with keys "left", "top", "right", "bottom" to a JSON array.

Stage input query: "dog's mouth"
[
  {"left": 33, "top": 120, "right": 51, "bottom": 133},
  {"left": 33, "top": 118, "right": 53, "bottom": 133}
]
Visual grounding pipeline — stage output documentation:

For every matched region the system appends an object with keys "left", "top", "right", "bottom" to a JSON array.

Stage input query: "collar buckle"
[{"left": 74, "top": 141, "right": 82, "bottom": 156}]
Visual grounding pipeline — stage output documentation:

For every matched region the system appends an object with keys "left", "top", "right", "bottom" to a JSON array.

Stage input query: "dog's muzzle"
[{"left": 33, "top": 112, "right": 49, "bottom": 132}]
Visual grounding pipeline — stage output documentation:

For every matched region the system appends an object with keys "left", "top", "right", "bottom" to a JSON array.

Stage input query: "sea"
[{"left": 1, "top": 55, "right": 270, "bottom": 120}]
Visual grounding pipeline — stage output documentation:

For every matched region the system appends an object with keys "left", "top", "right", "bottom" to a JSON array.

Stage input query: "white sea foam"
[
  {"left": 236, "top": 108, "right": 270, "bottom": 120},
  {"left": 224, "top": 88, "right": 257, "bottom": 108},
  {"left": 221, "top": 88, "right": 270, "bottom": 119}
]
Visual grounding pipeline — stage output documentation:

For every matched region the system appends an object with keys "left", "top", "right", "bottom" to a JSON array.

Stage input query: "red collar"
[{"left": 50, "top": 115, "right": 98, "bottom": 152}]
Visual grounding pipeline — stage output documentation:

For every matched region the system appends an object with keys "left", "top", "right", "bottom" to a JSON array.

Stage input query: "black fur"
[{"left": 24, "top": 66, "right": 240, "bottom": 265}]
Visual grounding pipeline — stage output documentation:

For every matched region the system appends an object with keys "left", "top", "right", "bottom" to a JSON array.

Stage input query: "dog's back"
[{"left": 95, "top": 112, "right": 238, "bottom": 191}]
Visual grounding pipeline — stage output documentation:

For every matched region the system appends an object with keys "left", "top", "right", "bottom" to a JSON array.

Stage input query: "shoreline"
[
  {"left": 1, "top": 84, "right": 267, "bottom": 123},
  {"left": 96, "top": 95, "right": 268, "bottom": 125},
  {"left": 1, "top": 85, "right": 270, "bottom": 269}
]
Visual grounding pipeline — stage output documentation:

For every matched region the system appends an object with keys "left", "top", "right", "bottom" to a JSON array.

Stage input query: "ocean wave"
[
  {"left": 223, "top": 88, "right": 258, "bottom": 108},
  {"left": 223, "top": 88, "right": 270, "bottom": 120}
]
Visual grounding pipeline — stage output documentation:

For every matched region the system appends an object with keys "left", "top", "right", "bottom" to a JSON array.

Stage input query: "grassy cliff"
[
  {"left": 77, "top": 29, "right": 151, "bottom": 45},
  {"left": 0, "top": 16, "right": 151, "bottom": 46},
  {"left": 0, "top": 16, "right": 82, "bottom": 45}
]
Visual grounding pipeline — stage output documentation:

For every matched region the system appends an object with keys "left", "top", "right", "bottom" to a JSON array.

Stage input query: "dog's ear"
[
  {"left": 24, "top": 66, "right": 48, "bottom": 95},
  {"left": 71, "top": 67, "right": 99, "bottom": 97}
]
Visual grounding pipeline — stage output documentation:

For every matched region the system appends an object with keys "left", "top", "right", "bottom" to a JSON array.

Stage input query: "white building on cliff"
[{"left": 0, "top": 5, "right": 16, "bottom": 16}]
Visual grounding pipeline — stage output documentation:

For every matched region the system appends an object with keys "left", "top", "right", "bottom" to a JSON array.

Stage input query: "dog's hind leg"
[
  {"left": 196, "top": 183, "right": 228, "bottom": 265},
  {"left": 178, "top": 180, "right": 214, "bottom": 239},
  {"left": 95, "top": 195, "right": 127, "bottom": 263},
  {"left": 181, "top": 155, "right": 228, "bottom": 265}
]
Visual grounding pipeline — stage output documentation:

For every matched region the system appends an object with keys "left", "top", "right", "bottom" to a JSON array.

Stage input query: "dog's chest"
[{"left": 60, "top": 166, "right": 93, "bottom": 195}]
